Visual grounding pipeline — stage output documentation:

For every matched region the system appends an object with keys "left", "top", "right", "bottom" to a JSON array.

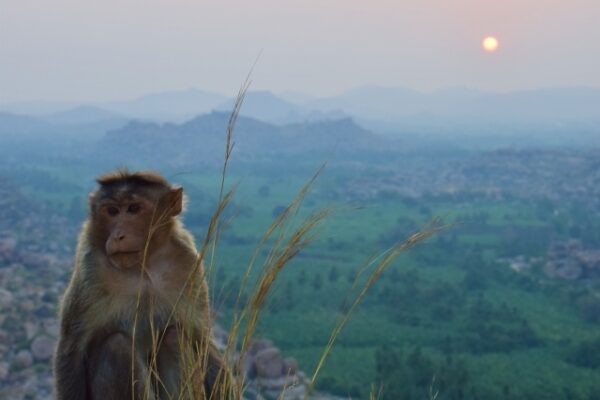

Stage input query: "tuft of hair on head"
[
  {"left": 90, "top": 169, "right": 186, "bottom": 218},
  {"left": 96, "top": 168, "right": 171, "bottom": 189}
]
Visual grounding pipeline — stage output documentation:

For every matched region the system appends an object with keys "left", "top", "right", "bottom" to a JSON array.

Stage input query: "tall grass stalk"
[
  {"left": 128, "top": 75, "right": 249, "bottom": 400},
  {"left": 308, "top": 219, "right": 447, "bottom": 395},
  {"left": 128, "top": 72, "right": 445, "bottom": 399}
]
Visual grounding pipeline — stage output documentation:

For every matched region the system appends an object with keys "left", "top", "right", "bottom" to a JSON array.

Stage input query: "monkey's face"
[
  {"left": 90, "top": 173, "right": 184, "bottom": 270},
  {"left": 98, "top": 196, "right": 156, "bottom": 269}
]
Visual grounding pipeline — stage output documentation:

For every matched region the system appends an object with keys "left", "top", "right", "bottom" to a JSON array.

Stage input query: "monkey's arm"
[
  {"left": 206, "top": 346, "right": 238, "bottom": 400},
  {"left": 54, "top": 331, "right": 88, "bottom": 400},
  {"left": 202, "top": 339, "right": 238, "bottom": 400},
  {"left": 160, "top": 324, "right": 238, "bottom": 399},
  {"left": 54, "top": 285, "right": 89, "bottom": 400},
  {"left": 192, "top": 267, "right": 238, "bottom": 399}
]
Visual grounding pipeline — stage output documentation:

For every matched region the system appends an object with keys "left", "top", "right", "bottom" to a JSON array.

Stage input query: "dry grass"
[
  {"left": 128, "top": 78, "right": 446, "bottom": 400},
  {"left": 307, "top": 218, "right": 446, "bottom": 396}
]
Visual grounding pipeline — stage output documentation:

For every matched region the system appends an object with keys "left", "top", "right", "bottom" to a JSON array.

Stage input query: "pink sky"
[{"left": 1, "top": 0, "right": 599, "bottom": 102}]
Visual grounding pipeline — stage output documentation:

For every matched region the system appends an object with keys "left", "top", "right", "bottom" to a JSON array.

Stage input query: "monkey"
[{"left": 54, "top": 170, "right": 236, "bottom": 400}]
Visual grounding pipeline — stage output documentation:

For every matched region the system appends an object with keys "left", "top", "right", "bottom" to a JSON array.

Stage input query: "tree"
[
  {"left": 258, "top": 184, "right": 270, "bottom": 198},
  {"left": 298, "top": 270, "right": 307, "bottom": 286},
  {"left": 312, "top": 272, "right": 323, "bottom": 291},
  {"left": 375, "top": 346, "right": 474, "bottom": 400},
  {"left": 328, "top": 266, "right": 339, "bottom": 283}
]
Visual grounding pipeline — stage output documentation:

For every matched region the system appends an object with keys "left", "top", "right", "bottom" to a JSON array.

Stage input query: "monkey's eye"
[
  {"left": 127, "top": 203, "right": 142, "bottom": 214},
  {"left": 106, "top": 206, "right": 119, "bottom": 216}
]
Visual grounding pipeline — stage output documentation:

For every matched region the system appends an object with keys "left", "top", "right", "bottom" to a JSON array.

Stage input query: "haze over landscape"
[
  {"left": 2, "top": 1, "right": 600, "bottom": 400},
  {"left": 2, "top": 0, "right": 600, "bottom": 103}
]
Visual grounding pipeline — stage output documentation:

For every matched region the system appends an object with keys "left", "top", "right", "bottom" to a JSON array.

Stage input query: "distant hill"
[
  {"left": 276, "top": 90, "right": 317, "bottom": 105},
  {"left": 4, "top": 85, "right": 599, "bottom": 140},
  {"left": 0, "top": 100, "right": 80, "bottom": 116},
  {"left": 97, "top": 112, "right": 390, "bottom": 168},
  {"left": 216, "top": 91, "right": 346, "bottom": 125},
  {"left": 283, "top": 118, "right": 385, "bottom": 152},
  {"left": 0, "top": 107, "right": 130, "bottom": 140},
  {"left": 0, "top": 112, "right": 48, "bottom": 135},
  {"left": 43, "top": 105, "right": 125, "bottom": 126},
  {"left": 306, "top": 85, "right": 600, "bottom": 133},
  {"left": 0, "top": 89, "right": 227, "bottom": 125},
  {"left": 102, "top": 89, "right": 227, "bottom": 122},
  {"left": 309, "top": 86, "right": 430, "bottom": 120}
]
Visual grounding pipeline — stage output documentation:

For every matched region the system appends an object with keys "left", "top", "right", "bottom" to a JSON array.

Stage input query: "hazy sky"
[{"left": 1, "top": 0, "right": 599, "bottom": 103}]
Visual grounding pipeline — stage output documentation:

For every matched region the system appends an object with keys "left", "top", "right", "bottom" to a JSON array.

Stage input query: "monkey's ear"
[
  {"left": 168, "top": 188, "right": 184, "bottom": 216},
  {"left": 88, "top": 193, "right": 98, "bottom": 213}
]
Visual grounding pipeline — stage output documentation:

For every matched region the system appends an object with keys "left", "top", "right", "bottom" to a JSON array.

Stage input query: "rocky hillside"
[
  {"left": 0, "top": 178, "right": 342, "bottom": 400},
  {"left": 0, "top": 252, "right": 340, "bottom": 399},
  {"left": 544, "top": 240, "right": 600, "bottom": 281},
  {"left": 96, "top": 112, "right": 393, "bottom": 168}
]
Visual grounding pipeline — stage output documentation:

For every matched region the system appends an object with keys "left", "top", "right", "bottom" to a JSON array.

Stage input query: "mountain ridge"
[{"left": 96, "top": 111, "right": 391, "bottom": 168}]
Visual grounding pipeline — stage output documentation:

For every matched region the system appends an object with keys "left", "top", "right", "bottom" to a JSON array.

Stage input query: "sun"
[{"left": 482, "top": 36, "right": 499, "bottom": 52}]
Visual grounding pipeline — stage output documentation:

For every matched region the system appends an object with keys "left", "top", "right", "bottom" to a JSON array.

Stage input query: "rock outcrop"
[
  {"left": 0, "top": 254, "right": 344, "bottom": 399},
  {"left": 237, "top": 339, "right": 309, "bottom": 400},
  {"left": 544, "top": 240, "right": 600, "bottom": 281}
]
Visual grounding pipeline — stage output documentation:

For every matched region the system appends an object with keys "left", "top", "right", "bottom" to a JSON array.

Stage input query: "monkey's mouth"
[{"left": 108, "top": 251, "right": 144, "bottom": 269}]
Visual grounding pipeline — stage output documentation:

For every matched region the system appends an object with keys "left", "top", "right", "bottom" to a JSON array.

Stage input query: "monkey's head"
[{"left": 88, "top": 170, "right": 184, "bottom": 269}]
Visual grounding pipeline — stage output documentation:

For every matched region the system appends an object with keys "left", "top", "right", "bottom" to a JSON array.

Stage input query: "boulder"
[
  {"left": 14, "top": 350, "right": 33, "bottom": 369},
  {"left": 0, "top": 288, "right": 13, "bottom": 308},
  {"left": 544, "top": 259, "right": 582, "bottom": 280},
  {"left": 248, "top": 339, "right": 273, "bottom": 355},
  {"left": 42, "top": 318, "right": 59, "bottom": 338},
  {"left": 24, "top": 322, "right": 39, "bottom": 340},
  {"left": 212, "top": 325, "right": 228, "bottom": 349},
  {"left": 255, "top": 347, "right": 284, "bottom": 379},
  {"left": 282, "top": 357, "right": 298, "bottom": 375},
  {"left": 256, "top": 374, "right": 304, "bottom": 390},
  {"left": 238, "top": 352, "right": 257, "bottom": 379},
  {"left": 0, "top": 362, "right": 8, "bottom": 380},
  {"left": 31, "top": 335, "right": 56, "bottom": 361}
]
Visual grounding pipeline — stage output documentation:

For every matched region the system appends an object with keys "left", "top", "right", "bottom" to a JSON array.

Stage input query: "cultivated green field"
[{"left": 4, "top": 162, "right": 600, "bottom": 400}]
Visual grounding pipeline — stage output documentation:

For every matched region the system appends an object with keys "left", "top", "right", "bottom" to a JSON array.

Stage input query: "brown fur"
[{"left": 54, "top": 170, "right": 235, "bottom": 400}]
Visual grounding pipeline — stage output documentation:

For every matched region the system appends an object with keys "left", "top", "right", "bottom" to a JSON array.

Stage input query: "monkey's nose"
[{"left": 114, "top": 233, "right": 126, "bottom": 242}]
